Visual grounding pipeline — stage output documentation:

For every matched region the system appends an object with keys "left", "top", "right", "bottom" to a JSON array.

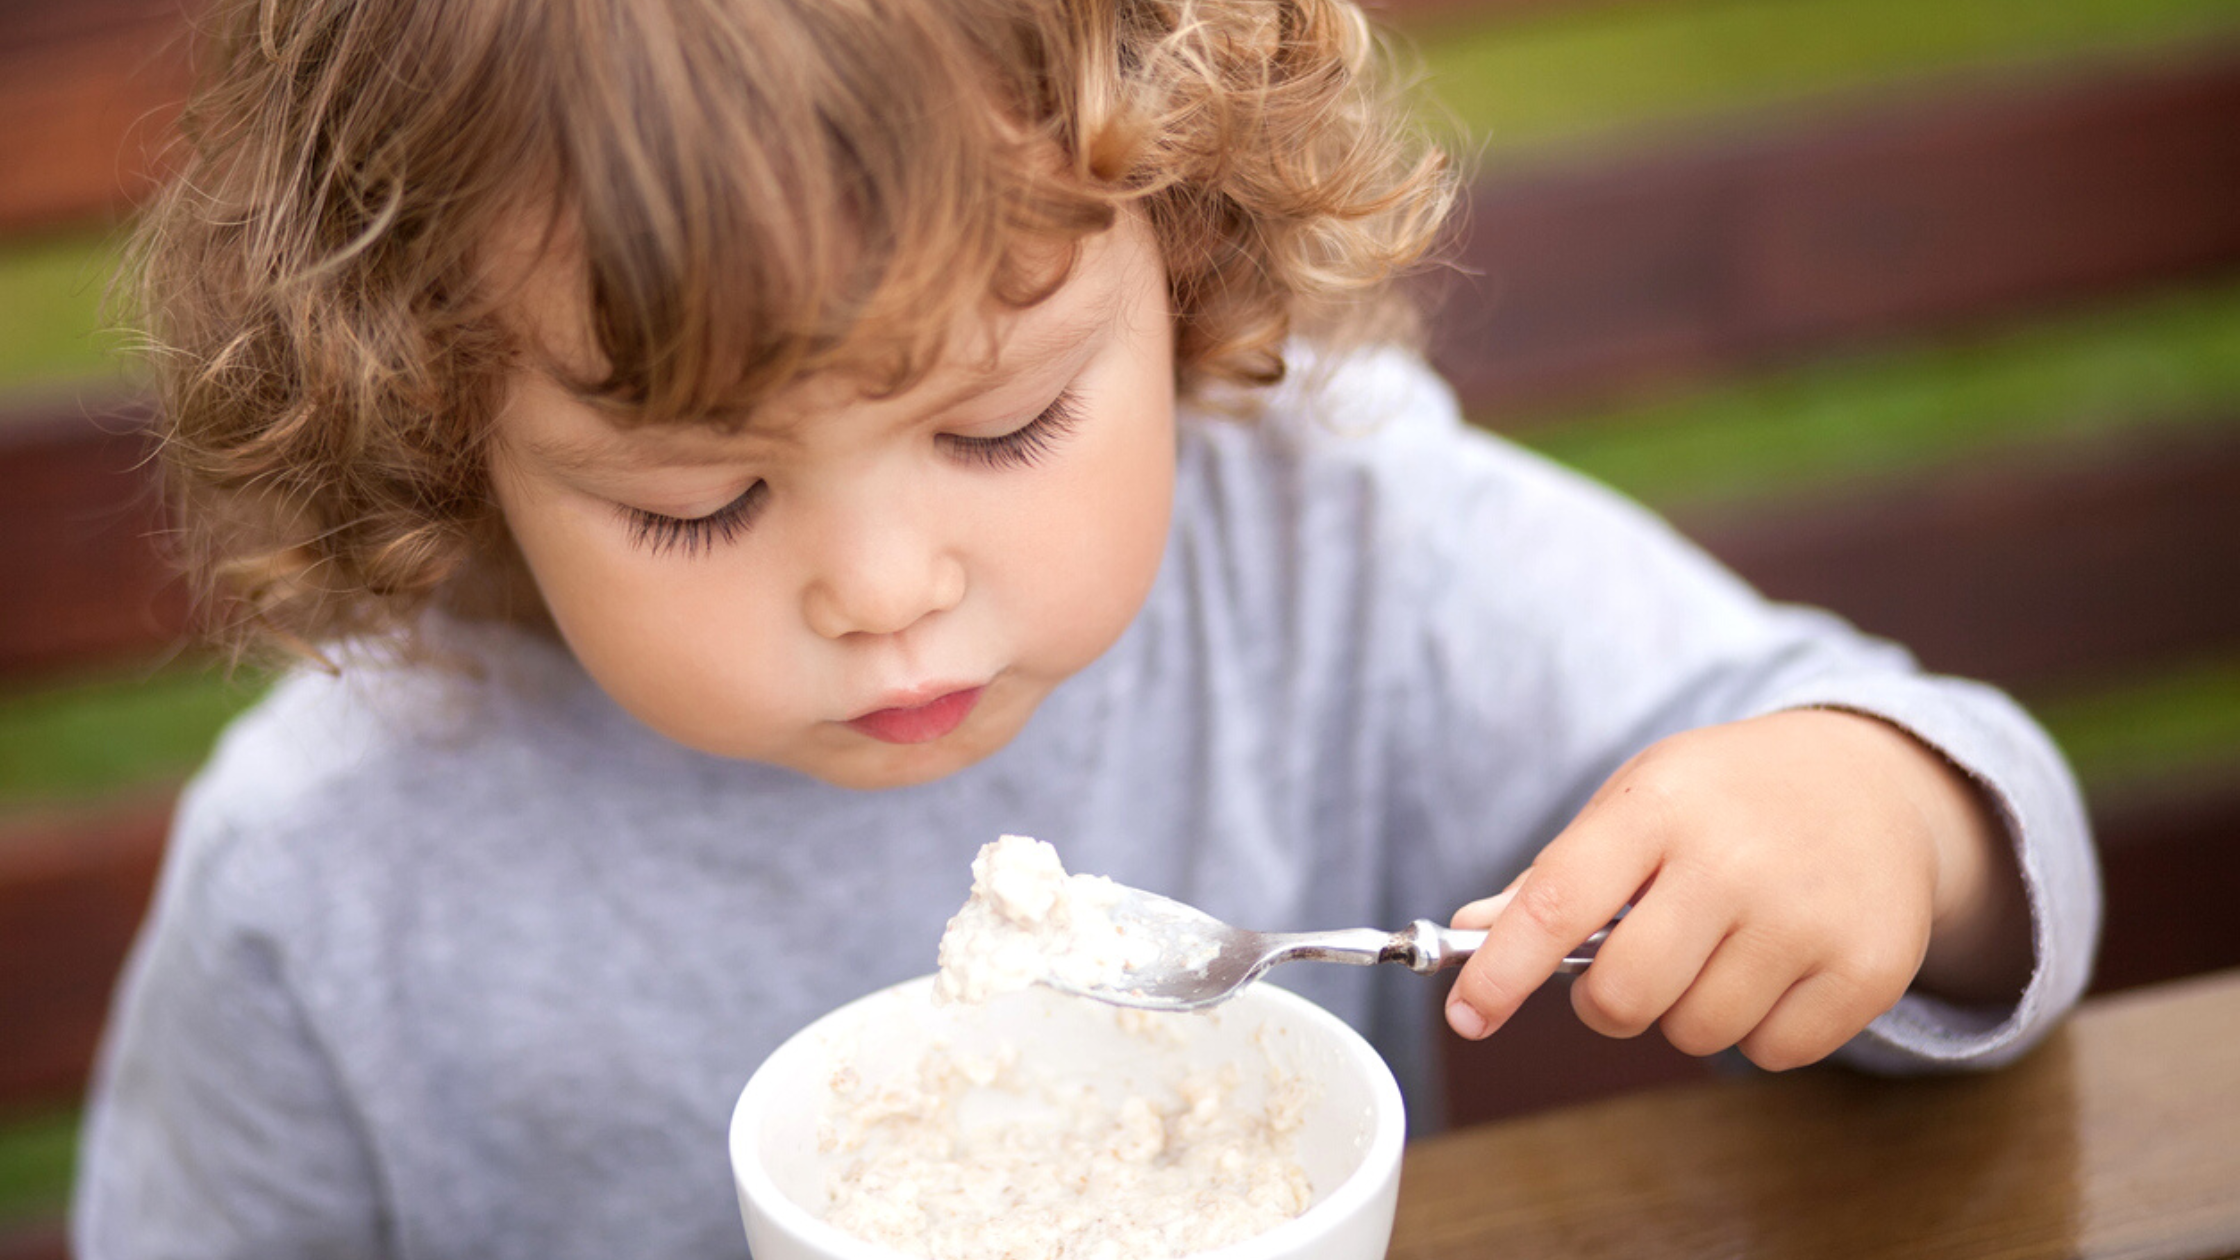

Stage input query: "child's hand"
[{"left": 1444, "top": 709, "right": 2032, "bottom": 1069}]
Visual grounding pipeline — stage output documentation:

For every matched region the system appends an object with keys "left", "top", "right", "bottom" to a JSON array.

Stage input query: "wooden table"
[{"left": 1391, "top": 968, "right": 2240, "bottom": 1259}]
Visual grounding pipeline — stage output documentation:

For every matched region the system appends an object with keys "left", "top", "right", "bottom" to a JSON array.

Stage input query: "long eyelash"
[
  {"left": 945, "top": 391, "right": 1084, "bottom": 470},
  {"left": 621, "top": 483, "right": 767, "bottom": 559}
]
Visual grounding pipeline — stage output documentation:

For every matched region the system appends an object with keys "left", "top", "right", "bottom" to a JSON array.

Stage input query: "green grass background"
[
  {"left": 0, "top": 229, "right": 129, "bottom": 395},
  {"left": 6, "top": 0, "right": 2240, "bottom": 1230},
  {"left": 1413, "top": 0, "right": 2240, "bottom": 160}
]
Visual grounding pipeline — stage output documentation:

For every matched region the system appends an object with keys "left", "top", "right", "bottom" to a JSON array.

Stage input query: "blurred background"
[{"left": 3, "top": 0, "right": 2238, "bottom": 1254}]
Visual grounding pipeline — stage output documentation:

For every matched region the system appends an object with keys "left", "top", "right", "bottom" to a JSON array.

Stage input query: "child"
[{"left": 77, "top": 0, "right": 2098, "bottom": 1256}]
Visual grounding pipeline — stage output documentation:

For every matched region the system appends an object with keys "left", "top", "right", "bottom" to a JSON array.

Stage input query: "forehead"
[{"left": 492, "top": 206, "right": 1157, "bottom": 432}]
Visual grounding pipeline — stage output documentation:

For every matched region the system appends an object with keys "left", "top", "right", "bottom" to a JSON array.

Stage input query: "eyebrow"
[
  {"left": 520, "top": 424, "right": 769, "bottom": 478},
  {"left": 523, "top": 269, "right": 1124, "bottom": 475},
  {"left": 919, "top": 282, "right": 1121, "bottom": 412}
]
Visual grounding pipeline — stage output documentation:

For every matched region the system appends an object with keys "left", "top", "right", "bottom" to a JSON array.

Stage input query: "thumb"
[
  {"left": 1450, "top": 869, "right": 1530, "bottom": 930},
  {"left": 1450, "top": 887, "right": 1518, "bottom": 931}
]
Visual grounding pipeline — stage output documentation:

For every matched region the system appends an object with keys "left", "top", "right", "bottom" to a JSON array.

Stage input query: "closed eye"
[
  {"left": 619, "top": 482, "right": 768, "bottom": 558},
  {"left": 940, "top": 390, "right": 1084, "bottom": 470}
]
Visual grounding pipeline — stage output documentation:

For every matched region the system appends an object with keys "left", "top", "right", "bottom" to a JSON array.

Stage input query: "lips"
[{"left": 845, "top": 686, "right": 985, "bottom": 745}]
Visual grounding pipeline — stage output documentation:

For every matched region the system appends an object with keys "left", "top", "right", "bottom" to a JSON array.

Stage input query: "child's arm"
[
  {"left": 1441, "top": 707, "right": 2034, "bottom": 1068},
  {"left": 72, "top": 800, "right": 387, "bottom": 1258},
  {"left": 1304, "top": 353, "right": 2095, "bottom": 1074},
  {"left": 1231, "top": 348, "right": 2093, "bottom": 1079}
]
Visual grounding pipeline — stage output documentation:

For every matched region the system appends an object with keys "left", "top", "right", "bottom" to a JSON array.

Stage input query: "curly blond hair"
[{"left": 132, "top": 0, "right": 1455, "bottom": 661}]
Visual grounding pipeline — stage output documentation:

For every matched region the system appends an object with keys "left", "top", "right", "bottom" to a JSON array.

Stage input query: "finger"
[
  {"left": 1735, "top": 969, "right": 1888, "bottom": 1072},
  {"left": 1654, "top": 930, "right": 1797, "bottom": 1059},
  {"left": 1446, "top": 829, "right": 1659, "bottom": 1041},
  {"left": 1567, "top": 883, "right": 1727, "bottom": 1041}
]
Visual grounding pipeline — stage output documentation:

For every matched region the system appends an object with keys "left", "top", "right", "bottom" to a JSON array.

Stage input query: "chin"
[{"left": 803, "top": 743, "right": 989, "bottom": 792}]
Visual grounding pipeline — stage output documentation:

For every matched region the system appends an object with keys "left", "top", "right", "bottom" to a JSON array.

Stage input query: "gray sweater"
[{"left": 75, "top": 351, "right": 2099, "bottom": 1260}]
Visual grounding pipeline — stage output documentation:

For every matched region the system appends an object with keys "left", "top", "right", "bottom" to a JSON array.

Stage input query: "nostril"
[{"left": 930, "top": 555, "right": 967, "bottom": 614}]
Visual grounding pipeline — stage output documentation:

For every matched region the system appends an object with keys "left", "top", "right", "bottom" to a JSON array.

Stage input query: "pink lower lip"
[{"left": 846, "top": 686, "right": 984, "bottom": 745}]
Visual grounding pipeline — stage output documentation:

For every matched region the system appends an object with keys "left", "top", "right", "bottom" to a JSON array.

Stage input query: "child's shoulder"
[
  {"left": 1202, "top": 344, "right": 1466, "bottom": 455},
  {"left": 170, "top": 620, "right": 604, "bottom": 876},
  {"left": 1178, "top": 344, "right": 1645, "bottom": 541}
]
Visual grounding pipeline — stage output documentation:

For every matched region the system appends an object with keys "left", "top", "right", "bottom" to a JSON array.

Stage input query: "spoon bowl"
[{"left": 1046, "top": 885, "right": 1612, "bottom": 1012}]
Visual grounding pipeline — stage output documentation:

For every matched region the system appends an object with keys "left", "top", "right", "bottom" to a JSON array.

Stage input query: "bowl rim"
[{"left": 728, "top": 974, "right": 1407, "bottom": 1260}]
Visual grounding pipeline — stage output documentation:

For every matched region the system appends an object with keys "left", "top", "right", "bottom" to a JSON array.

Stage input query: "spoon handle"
[
  {"left": 1384, "top": 920, "right": 1611, "bottom": 976},
  {"left": 1260, "top": 919, "right": 1615, "bottom": 980},
  {"left": 1265, "top": 928, "right": 1401, "bottom": 968}
]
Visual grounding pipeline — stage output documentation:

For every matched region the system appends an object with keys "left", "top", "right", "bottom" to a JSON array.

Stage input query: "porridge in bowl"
[
  {"left": 820, "top": 1005, "right": 1314, "bottom": 1259},
  {"left": 729, "top": 837, "right": 1406, "bottom": 1260}
]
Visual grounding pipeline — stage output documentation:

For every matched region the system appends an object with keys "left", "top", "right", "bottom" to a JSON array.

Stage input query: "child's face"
[{"left": 489, "top": 211, "right": 1176, "bottom": 789}]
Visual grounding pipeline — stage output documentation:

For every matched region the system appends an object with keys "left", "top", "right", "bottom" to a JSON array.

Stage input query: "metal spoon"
[{"left": 1045, "top": 885, "right": 1612, "bottom": 1012}]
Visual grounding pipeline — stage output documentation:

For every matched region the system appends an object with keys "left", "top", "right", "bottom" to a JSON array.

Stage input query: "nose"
[{"left": 800, "top": 503, "right": 967, "bottom": 640}]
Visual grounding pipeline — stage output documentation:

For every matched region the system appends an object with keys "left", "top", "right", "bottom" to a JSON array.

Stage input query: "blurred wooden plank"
[
  {"left": 1432, "top": 50, "right": 2240, "bottom": 423},
  {"left": 0, "top": 0, "right": 1621, "bottom": 235},
  {"left": 0, "top": 795, "right": 169, "bottom": 1118},
  {"left": 2088, "top": 778, "right": 2240, "bottom": 995},
  {"left": 1678, "top": 421, "right": 2240, "bottom": 697},
  {"left": 0, "top": 0, "right": 188, "bottom": 48},
  {"left": 1416, "top": 971, "right": 2240, "bottom": 1259},
  {"left": 0, "top": 0, "right": 198, "bottom": 235},
  {"left": 0, "top": 1223, "right": 66, "bottom": 1260},
  {"left": 0, "top": 398, "right": 186, "bottom": 682},
  {"left": 1364, "top": 0, "right": 1651, "bottom": 23}
]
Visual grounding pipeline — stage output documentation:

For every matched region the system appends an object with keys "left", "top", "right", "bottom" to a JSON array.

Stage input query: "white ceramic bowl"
[{"left": 730, "top": 975, "right": 1406, "bottom": 1260}]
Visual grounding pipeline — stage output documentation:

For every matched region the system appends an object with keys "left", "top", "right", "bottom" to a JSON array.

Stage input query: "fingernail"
[{"left": 1447, "top": 998, "right": 1489, "bottom": 1040}]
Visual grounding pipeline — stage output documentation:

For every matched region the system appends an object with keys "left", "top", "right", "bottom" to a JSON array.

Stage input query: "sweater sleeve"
[
  {"left": 1341, "top": 362, "right": 2099, "bottom": 1073},
  {"left": 71, "top": 778, "right": 388, "bottom": 1260}
]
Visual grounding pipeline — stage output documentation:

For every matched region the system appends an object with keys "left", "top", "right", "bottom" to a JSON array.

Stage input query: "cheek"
[
  {"left": 1015, "top": 400, "right": 1176, "bottom": 661},
  {"left": 495, "top": 487, "right": 640, "bottom": 653},
  {"left": 494, "top": 480, "right": 799, "bottom": 748}
]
